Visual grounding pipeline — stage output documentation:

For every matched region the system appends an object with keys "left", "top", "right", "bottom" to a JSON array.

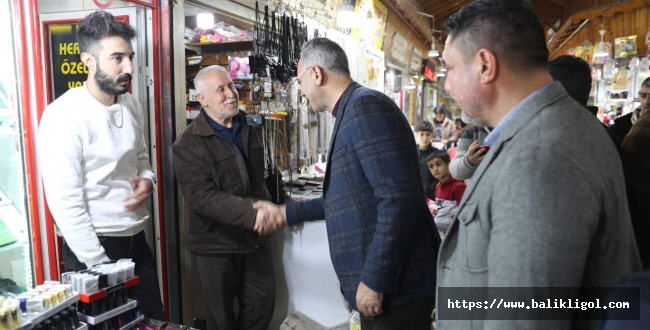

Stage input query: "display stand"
[
  {"left": 77, "top": 276, "right": 139, "bottom": 304},
  {"left": 76, "top": 276, "right": 141, "bottom": 329},
  {"left": 77, "top": 299, "right": 137, "bottom": 324},
  {"left": 16, "top": 294, "right": 86, "bottom": 329}
]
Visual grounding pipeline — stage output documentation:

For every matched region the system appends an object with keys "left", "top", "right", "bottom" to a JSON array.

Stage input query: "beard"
[{"left": 95, "top": 64, "right": 132, "bottom": 96}]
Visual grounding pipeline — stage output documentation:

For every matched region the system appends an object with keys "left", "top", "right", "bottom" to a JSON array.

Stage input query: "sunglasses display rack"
[{"left": 75, "top": 276, "right": 143, "bottom": 330}]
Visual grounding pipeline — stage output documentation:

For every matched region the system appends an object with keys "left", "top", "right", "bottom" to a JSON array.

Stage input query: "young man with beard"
[{"left": 39, "top": 11, "right": 163, "bottom": 320}]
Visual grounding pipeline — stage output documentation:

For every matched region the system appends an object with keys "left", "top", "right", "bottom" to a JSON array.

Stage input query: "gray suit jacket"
[{"left": 436, "top": 82, "right": 641, "bottom": 330}]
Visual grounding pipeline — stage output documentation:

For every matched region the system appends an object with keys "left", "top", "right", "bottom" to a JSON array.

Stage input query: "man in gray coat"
[{"left": 436, "top": 1, "right": 641, "bottom": 329}]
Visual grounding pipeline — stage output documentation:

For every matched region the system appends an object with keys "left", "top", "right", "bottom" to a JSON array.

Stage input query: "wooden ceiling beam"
[
  {"left": 541, "top": 0, "right": 567, "bottom": 7},
  {"left": 547, "top": 0, "right": 644, "bottom": 57},
  {"left": 422, "top": 1, "right": 469, "bottom": 15},
  {"left": 568, "top": 0, "right": 644, "bottom": 22},
  {"left": 422, "top": 1, "right": 472, "bottom": 31},
  {"left": 383, "top": 0, "right": 433, "bottom": 46}
]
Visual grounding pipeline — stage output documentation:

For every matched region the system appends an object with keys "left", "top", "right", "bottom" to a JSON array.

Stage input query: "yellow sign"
[
  {"left": 47, "top": 23, "right": 88, "bottom": 100},
  {"left": 351, "top": 0, "right": 388, "bottom": 50}
]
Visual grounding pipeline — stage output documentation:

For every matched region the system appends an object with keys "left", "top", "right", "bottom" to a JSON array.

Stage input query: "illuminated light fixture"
[
  {"left": 337, "top": 0, "right": 356, "bottom": 29},
  {"left": 594, "top": 17, "right": 609, "bottom": 58},
  {"left": 594, "top": 29, "right": 609, "bottom": 58},
  {"left": 428, "top": 36, "right": 439, "bottom": 58},
  {"left": 435, "top": 71, "right": 445, "bottom": 77},
  {"left": 197, "top": 13, "right": 214, "bottom": 29}
]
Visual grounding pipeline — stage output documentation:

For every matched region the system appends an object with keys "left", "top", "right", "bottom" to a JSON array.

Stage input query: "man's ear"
[
  {"left": 477, "top": 48, "right": 497, "bottom": 84},
  {"left": 80, "top": 52, "right": 95, "bottom": 71},
  {"left": 313, "top": 66, "right": 325, "bottom": 86},
  {"left": 197, "top": 92, "right": 207, "bottom": 108}
]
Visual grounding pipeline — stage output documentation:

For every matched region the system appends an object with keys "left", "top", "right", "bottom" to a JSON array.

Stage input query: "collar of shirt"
[
  {"left": 484, "top": 82, "right": 553, "bottom": 146},
  {"left": 202, "top": 109, "right": 243, "bottom": 151},
  {"left": 203, "top": 110, "right": 240, "bottom": 132}
]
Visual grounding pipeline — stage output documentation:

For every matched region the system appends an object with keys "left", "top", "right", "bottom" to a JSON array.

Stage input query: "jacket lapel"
[{"left": 323, "top": 82, "right": 362, "bottom": 192}]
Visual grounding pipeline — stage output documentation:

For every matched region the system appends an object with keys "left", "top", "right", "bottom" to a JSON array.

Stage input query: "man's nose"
[
  {"left": 226, "top": 87, "right": 236, "bottom": 98},
  {"left": 123, "top": 58, "right": 134, "bottom": 75}
]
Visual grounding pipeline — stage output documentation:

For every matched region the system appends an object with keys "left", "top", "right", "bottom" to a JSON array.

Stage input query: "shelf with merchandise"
[
  {"left": 16, "top": 294, "right": 80, "bottom": 330},
  {"left": 77, "top": 276, "right": 139, "bottom": 304},
  {"left": 77, "top": 299, "right": 137, "bottom": 325}
]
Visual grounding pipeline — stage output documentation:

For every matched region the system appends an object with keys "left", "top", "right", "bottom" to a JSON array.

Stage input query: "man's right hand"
[
  {"left": 252, "top": 201, "right": 287, "bottom": 235},
  {"left": 466, "top": 140, "right": 489, "bottom": 166}
]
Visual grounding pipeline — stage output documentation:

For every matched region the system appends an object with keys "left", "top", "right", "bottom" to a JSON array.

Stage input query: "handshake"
[{"left": 253, "top": 201, "right": 287, "bottom": 235}]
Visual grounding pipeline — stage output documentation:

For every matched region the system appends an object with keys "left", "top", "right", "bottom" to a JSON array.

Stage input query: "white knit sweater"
[{"left": 39, "top": 83, "right": 155, "bottom": 267}]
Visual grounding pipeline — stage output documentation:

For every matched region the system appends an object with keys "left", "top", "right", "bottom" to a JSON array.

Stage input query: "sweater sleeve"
[{"left": 449, "top": 128, "right": 479, "bottom": 180}]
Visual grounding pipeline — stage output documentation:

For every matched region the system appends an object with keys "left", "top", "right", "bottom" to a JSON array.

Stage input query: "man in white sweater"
[{"left": 39, "top": 10, "right": 163, "bottom": 320}]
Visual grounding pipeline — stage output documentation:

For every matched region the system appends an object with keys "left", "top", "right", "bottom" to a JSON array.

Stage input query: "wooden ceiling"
[{"left": 417, "top": 0, "right": 571, "bottom": 37}]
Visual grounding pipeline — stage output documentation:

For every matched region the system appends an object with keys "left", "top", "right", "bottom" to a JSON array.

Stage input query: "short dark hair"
[
  {"left": 444, "top": 0, "right": 548, "bottom": 72},
  {"left": 548, "top": 55, "right": 592, "bottom": 106},
  {"left": 428, "top": 150, "right": 450, "bottom": 164},
  {"left": 415, "top": 121, "right": 434, "bottom": 133},
  {"left": 300, "top": 38, "right": 350, "bottom": 75},
  {"left": 77, "top": 10, "right": 136, "bottom": 57}
]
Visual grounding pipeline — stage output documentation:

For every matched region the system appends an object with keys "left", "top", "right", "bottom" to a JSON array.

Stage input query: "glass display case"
[{"left": 0, "top": 0, "right": 35, "bottom": 294}]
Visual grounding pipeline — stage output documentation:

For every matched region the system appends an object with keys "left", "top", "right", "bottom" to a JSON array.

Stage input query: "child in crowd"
[
  {"left": 414, "top": 121, "right": 440, "bottom": 200},
  {"left": 428, "top": 150, "right": 466, "bottom": 236}
]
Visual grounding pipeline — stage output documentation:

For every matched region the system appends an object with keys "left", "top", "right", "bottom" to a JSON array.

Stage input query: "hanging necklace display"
[
  {"left": 298, "top": 103, "right": 310, "bottom": 167},
  {"left": 289, "top": 77, "right": 300, "bottom": 174},
  {"left": 308, "top": 110, "right": 318, "bottom": 166},
  {"left": 262, "top": 118, "right": 269, "bottom": 178},
  {"left": 318, "top": 112, "right": 327, "bottom": 162}
]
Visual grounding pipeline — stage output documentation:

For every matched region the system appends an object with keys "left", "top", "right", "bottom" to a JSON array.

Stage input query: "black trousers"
[
  {"left": 360, "top": 295, "right": 435, "bottom": 330},
  {"left": 192, "top": 244, "right": 275, "bottom": 330},
  {"left": 62, "top": 231, "right": 165, "bottom": 320}
]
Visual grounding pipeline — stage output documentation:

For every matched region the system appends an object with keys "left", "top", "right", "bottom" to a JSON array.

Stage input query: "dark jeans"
[
  {"left": 192, "top": 244, "right": 275, "bottom": 330},
  {"left": 62, "top": 231, "right": 165, "bottom": 320},
  {"left": 360, "top": 295, "right": 435, "bottom": 330}
]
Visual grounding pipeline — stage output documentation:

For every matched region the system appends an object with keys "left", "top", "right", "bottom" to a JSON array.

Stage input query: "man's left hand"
[
  {"left": 356, "top": 281, "right": 384, "bottom": 317},
  {"left": 125, "top": 177, "right": 154, "bottom": 211}
]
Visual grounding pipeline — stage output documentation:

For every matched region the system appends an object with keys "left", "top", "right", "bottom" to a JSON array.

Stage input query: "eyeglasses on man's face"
[{"left": 296, "top": 66, "right": 314, "bottom": 85}]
